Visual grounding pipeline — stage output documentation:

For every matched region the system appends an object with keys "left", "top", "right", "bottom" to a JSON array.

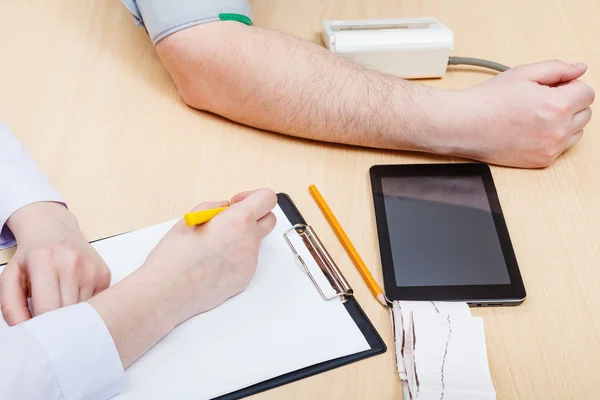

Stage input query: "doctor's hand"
[
  {"left": 0, "top": 202, "right": 110, "bottom": 325},
  {"left": 88, "top": 189, "right": 277, "bottom": 368},
  {"left": 448, "top": 60, "right": 595, "bottom": 168},
  {"left": 141, "top": 188, "right": 277, "bottom": 326}
]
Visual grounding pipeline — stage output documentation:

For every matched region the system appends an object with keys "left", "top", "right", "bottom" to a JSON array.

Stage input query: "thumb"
[
  {"left": 0, "top": 261, "right": 32, "bottom": 326},
  {"left": 512, "top": 60, "right": 587, "bottom": 86},
  {"left": 182, "top": 200, "right": 231, "bottom": 227}
]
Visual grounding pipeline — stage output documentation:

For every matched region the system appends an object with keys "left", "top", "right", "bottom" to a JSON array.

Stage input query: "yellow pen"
[{"left": 184, "top": 206, "right": 229, "bottom": 226}]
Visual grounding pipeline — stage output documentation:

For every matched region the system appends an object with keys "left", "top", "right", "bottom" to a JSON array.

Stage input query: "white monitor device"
[{"left": 322, "top": 18, "right": 454, "bottom": 78}]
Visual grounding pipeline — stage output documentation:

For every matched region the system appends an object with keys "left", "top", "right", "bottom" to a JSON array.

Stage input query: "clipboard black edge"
[{"left": 214, "top": 193, "right": 387, "bottom": 400}]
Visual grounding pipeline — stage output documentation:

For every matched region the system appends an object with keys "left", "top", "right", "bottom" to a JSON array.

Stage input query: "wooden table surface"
[{"left": 1, "top": 1, "right": 598, "bottom": 399}]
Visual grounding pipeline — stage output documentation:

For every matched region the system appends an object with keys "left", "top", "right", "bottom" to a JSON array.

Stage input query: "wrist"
[
  {"left": 88, "top": 266, "right": 180, "bottom": 368},
  {"left": 7, "top": 201, "right": 75, "bottom": 241},
  {"left": 419, "top": 88, "right": 482, "bottom": 158},
  {"left": 388, "top": 82, "right": 457, "bottom": 153},
  {"left": 137, "top": 259, "right": 194, "bottom": 327}
]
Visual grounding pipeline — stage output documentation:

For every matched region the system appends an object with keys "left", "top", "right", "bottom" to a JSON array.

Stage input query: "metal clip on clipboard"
[{"left": 284, "top": 224, "right": 353, "bottom": 302}]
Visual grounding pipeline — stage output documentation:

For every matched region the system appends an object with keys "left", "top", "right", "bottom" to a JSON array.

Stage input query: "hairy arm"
[
  {"left": 155, "top": 22, "right": 594, "bottom": 168},
  {"left": 156, "top": 22, "right": 450, "bottom": 153}
]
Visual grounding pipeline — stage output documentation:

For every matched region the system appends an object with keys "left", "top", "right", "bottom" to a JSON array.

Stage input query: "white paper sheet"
[
  {"left": 94, "top": 205, "right": 370, "bottom": 399},
  {"left": 411, "top": 314, "right": 495, "bottom": 400},
  {"left": 392, "top": 301, "right": 495, "bottom": 400},
  {"left": 393, "top": 301, "right": 471, "bottom": 379}
]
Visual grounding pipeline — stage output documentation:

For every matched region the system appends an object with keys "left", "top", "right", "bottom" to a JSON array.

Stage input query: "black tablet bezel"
[{"left": 369, "top": 163, "right": 526, "bottom": 304}]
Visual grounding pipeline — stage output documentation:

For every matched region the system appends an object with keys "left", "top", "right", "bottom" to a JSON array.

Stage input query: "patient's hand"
[
  {"left": 142, "top": 188, "right": 277, "bottom": 326},
  {"left": 449, "top": 60, "right": 595, "bottom": 168},
  {"left": 0, "top": 202, "right": 110, "bottom": 325}
]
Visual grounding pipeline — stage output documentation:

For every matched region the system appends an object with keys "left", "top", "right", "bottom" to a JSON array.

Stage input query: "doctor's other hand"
[
  {"left": 446, "top": 60, "right": 595, "bottom": 168},
  {"left": 0, "top": 202, "right": 110, "bottom": 325},
  {"left": 141, "top": 188, "right": 277, "bottom": 326}
]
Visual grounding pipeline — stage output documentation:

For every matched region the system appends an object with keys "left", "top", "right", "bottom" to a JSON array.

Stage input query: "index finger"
[
  {"left": 230, "top": 190, "right": 257, "bottom": 205},
  {"left": 0, "top": 261, "right": 32, "bottom": 326},
  {"left": 558, "top": 79, "right": 596, "bottom": 113},
  {"left": 230, "top": 189, "right": 277, "bottom": 220}
]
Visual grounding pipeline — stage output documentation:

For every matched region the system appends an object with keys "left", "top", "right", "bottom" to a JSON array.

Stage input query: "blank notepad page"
[{"left": 92, "top": 205, "right": 370, "bottom": 399}]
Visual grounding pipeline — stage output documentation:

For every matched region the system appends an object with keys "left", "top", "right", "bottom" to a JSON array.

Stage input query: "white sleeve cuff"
[
  {"left": 0, "top": 121, "right": 65, "bottom": 249},
  {"left": 20, "top": 302, "right": 125, "bottom": 400}
]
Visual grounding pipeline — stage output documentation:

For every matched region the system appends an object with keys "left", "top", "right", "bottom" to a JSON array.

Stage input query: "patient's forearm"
[{"left": 156, "top": 22, "right": 455, "bottom": 153}]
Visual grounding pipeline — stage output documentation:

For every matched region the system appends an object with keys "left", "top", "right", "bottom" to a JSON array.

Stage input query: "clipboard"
[
  {"left": 0, "top": 193, "right": 386, "bottom": 400},
  {"left": 215, "top": 193, "right": 387, "bottom": 400}
]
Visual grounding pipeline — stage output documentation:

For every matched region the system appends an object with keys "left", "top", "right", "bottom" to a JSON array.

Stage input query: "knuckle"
[
  {"left": 572, "top": 129, "right": 585, "bottom": 144},
  {"left": 531, "top": 154, "right": 552, "bottom": 168},
  {"left": 0, "top": 304, "right": 15, "bottom": 323},
  {"left": 232, "top": 209, "right": 255, "bottom": 228},
  {"left": 538, "top": 145, "right": 560, "bottom": 165},
  {"left": 0, "top": 262, "right": 18, "bottom": 286},
  {"left": 97, "top": 267, "right": 112, "bottom": 287},
  {"left": 31, "top": 247, "right": 53, "bottom": 261},
  {"left": 263, "top": 189, "right": 278, "bottom": 206},
  {"left": 0, "top": 303, "right": 27, "bottom": 326},
  {"left": 587, "top": 85, "right": 596, "bottom": 103},
  {"left": 68, "top": 249, "right": 83, "bottom": 264},
  {"left": 61, "top": 264, "right": 78, "bottom": 278},
  {"left": 549, "top": 100, "right": 570, "bottom": 117},
  {"left": 579, "top": 109, "right": 593, "bottom": 126},
  {"left": 549, "top": 59, "right": 567, "bottom": 69},
  {"left": 548, "top": 125, "right": 569, "bottom": 141},
  {"left": 572, "top": 81, "right": 595, "bottom": 103},
  {"left": 63, "top": 252, "right": 83, "bottom": 272},
  {"left": 258, "top": 187, "right": 276, "bottom": 198}
]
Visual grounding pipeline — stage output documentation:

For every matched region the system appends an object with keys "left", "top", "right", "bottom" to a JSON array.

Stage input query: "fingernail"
[{"left": 572, "top": 62, "right": 587, "bottom": 68}]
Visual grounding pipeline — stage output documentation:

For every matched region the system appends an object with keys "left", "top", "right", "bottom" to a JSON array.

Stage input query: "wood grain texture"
[{"left": 1, "top": 1, "right": 598, "bottom": 399}]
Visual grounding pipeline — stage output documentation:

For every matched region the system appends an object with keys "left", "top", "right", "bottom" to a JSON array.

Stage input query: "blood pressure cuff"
[{"left": 121, "top": 0, "right": 252, "bottom": 45}]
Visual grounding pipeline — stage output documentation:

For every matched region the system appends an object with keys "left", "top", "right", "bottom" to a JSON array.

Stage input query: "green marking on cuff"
[{"left": 218, "top": 13, "right": 253, "bottom": 26}]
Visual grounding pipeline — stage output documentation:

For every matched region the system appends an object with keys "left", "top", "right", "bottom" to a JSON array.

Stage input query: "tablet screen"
[{"left": 381, "top": 175, "right": 511, "bottom": 287}]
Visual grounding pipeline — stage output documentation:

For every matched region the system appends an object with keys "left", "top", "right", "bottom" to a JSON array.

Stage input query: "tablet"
[{"left": 370, "top": 163, "right": 526, "bottom": 305}]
